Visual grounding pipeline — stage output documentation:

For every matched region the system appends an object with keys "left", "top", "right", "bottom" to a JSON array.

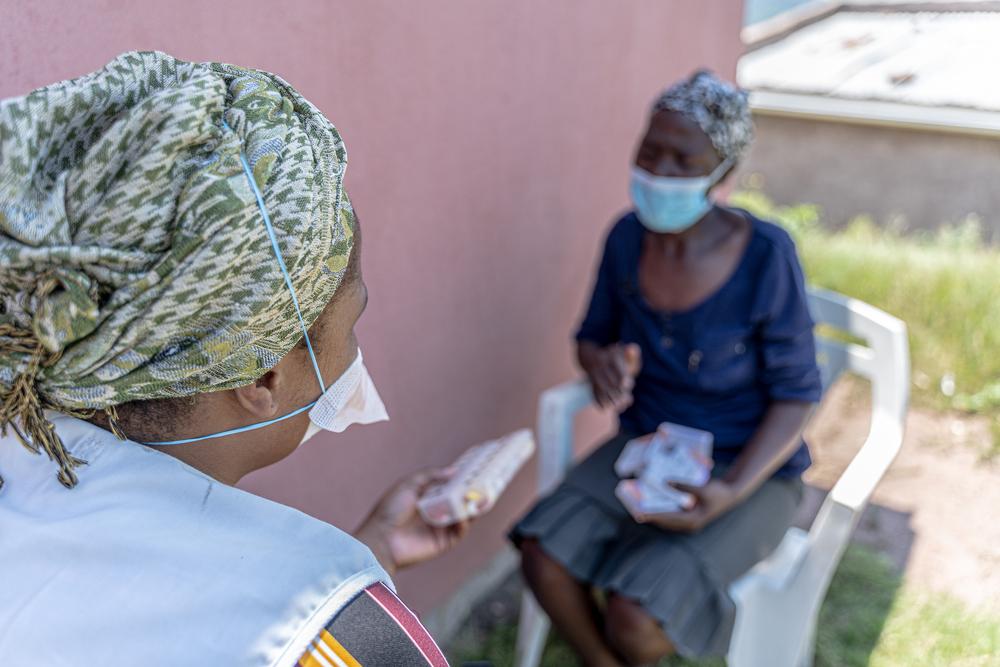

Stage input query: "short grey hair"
[{"left": 653, "top": 70, "right": 754, "bottom": 163}]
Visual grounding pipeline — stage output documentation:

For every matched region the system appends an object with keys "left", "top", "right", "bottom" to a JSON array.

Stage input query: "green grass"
[
  {"left": 450, "top": 546, "right": 1000, "bottom": 666},
  {"left": 729, "top": 190, "right": 1000, "bottom": 435},
  {"left": 813, "top": 545, "right": 901, "bottom": 666},
  {"left": 823, "top": 548, "right": 1000, "bottom": 667}
]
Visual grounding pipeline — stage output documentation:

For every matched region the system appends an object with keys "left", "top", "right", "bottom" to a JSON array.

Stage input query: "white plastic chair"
[{"left": 514, "top": 288, "right": 909, "bottom": 667}]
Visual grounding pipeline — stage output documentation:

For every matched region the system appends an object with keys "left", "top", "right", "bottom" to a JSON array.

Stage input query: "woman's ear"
[{"left": 232, "top": 369, "right": 281, "bottom": 418}]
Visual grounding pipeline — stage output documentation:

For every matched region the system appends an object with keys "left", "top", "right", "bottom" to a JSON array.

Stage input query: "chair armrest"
[
  {"left": 535, "top": 379, "right": 593, "bottom": 494},
  {"left": 830, "top": 310, "right": 909, "bottom": 513},
  {"left": 828, "top": 411, "right": 904, "bottom": 512},
  {"left": 735, "top": 527, "right": 810, "bottom": 594}
]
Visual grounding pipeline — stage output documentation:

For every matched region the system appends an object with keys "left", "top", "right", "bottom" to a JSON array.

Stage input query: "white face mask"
[
  {"left": 299, "top": 349, "right": 388, "bottom": 446},
  {"left": 299, "top": 422, "right": 323, "bottom": 446},
  {"left": 146, "top": 347, "right": 389, "bottom": 447}
]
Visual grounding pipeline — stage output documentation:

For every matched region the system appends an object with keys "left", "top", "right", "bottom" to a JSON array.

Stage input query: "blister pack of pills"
[
  {"left": 614, "top": 422, "right": 713, "bottom": 515},
  {"left": 418, "top": 429, "right": 535, "bottom": 527}
]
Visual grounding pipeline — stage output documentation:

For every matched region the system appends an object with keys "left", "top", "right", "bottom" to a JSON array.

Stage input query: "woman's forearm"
[
  {"left": 722, "top": 401, "right": 814, "bottom": 503},
  {"left": 353, "top": 523, "right": 398, "bottom": 577}
]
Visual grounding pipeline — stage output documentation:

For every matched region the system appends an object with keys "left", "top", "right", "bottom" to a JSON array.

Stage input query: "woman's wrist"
[
  {"left": 354, "top": 521, "right": 397, "bottom": 577},
  {"left": 720, "top": 464, "right": 761, "bottom": 506},
  {"left": 712, "top": 479, "right": 742, "bottom": 517}
]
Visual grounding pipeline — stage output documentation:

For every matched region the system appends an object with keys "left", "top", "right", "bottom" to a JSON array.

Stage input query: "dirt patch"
[{"left": 802, "top": 377, "right": 1000, "bottom": 613}]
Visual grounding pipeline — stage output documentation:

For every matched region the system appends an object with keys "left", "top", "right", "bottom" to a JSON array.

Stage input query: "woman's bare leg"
[
  {"left": 603, "top": 593, "right": 675, "bottom": 666},
  {"left": 520, "top": 539, "right": 623, "bottom": 667}
]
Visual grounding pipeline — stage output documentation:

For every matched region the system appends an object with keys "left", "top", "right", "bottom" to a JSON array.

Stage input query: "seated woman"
[{"left": 511, "top": 71, "right": 822, "bottom": 666}]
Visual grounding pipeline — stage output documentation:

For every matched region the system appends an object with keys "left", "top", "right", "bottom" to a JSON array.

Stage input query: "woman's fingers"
[
  {"left": 586, "top": 344, "right": 643, "bottom": 410},
  {"left": 593, "top": 385, "right": 615, "bottom": 408},
  {"left": 406, "top": 467, "right": 456, "bottom": 495},
  {"left": 449, "top": 520, "right": 471, "bottom": 542},
  {"left": 587, "top": 370, "right": 620, "bottom": 408},
  {"left": 596, "top": 359, "right": 624, "bottom": 392},
  {"left": 610, "top": 347, "right": 630, "bottom": 383},
  {"left": 622, "top": 343, "right": 642, "bottom": 376},
  {"left": 611, "top": 391, "right": 634, "bottom": 411}
]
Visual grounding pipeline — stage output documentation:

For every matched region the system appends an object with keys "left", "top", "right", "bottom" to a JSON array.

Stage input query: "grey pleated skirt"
[{"left": 510, "top": 432, "right": 803, "bottom": 659}]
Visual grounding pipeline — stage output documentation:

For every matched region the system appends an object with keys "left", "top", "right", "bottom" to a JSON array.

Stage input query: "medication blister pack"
[
  {"left": 614, "top": 422, "right": 714, "bottom": 516},
  {"left": 418, "top": 429, "right": 536, "bottom": 527}
]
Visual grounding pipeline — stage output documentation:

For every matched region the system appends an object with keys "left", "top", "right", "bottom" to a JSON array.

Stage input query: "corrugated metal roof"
[
  {"left": 843, "top": 0, "right": 994, "bottom": 5},
  {"left": 738, "top": 11, "right": 1000, "bottom": 112},
  {"left": 744, "top": 0, "right": 994, "bottom": 28},
  {"left": 746, "top": 0, "right": 822, "bottom": 25}
]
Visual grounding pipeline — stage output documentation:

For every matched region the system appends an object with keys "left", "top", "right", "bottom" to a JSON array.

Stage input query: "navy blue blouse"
[{"left": 576, "top": 210, "right": 822, "bottom": 477}]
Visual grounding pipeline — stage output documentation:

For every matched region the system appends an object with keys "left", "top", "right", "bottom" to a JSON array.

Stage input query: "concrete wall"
[
  {"left": 742, "top": 114, "right": 1000, "bottom": 241},
  {"left": 2, "top": 0, "right": 745, "bottom": 613}
]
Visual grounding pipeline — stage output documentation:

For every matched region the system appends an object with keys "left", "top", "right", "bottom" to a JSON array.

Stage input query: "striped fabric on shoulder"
[{"left": 297, "top": 582, "right": 448, "bottom": 666}]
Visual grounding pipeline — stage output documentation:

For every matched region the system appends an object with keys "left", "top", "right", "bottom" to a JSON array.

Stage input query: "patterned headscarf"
[
  {"left": 0, "top": 52, "right": 355, "bottom": 487},
  {"left": 653, "top": 70, "right": 754, "bottom": 162}
]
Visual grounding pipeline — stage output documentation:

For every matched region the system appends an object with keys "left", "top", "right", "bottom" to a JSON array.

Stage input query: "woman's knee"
[
  {"left": 604, "top": 593, "right": 674, "bottom": 666},
  {"left": 519, "top": 538, "right": 569, "bottom": 589}
]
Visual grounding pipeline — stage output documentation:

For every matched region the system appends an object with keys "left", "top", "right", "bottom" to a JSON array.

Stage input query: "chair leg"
[
  {"left": 795, "top": 619, "right": 816, "bottom": 667},
  {"left": 514, "top": 590, "right": 551, "bottom": 667}
]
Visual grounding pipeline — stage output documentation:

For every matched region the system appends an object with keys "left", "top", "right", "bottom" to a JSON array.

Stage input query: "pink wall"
[{"left": 2, "top": 0, "right": 745, "bottom": 612}]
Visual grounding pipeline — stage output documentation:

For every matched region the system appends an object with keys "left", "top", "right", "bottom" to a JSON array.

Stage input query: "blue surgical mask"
[{"left": 629, "top": 160, "right": 731, "bottom": 234}]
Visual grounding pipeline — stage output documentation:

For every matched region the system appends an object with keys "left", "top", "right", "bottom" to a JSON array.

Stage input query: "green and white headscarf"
[{"left": 0, "top": 51, "right": 355, "bottom": 487}]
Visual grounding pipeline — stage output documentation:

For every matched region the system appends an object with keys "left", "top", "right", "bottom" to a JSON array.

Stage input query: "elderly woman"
[
  {"left": 511, "top": 71, "right": 822, "bottom": 666},
  {"left": 0, "top": 52, "right": 460, "bottom": 666}
]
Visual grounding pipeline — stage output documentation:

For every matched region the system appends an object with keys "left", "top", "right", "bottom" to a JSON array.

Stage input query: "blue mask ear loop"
[
  {"left": 144, "top": 120, "right": 326, "bottom": 446},
  {"left": 227, "top": 121, "right": 326, "bottom": 390},
  {"left": 708, "top": 159, "right": 733, "bottom": 185}
]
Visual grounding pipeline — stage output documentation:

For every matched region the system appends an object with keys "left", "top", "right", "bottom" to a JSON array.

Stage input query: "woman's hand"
[
  {"left": 633, "top": 479, "right": 738, "bottom": 533},
  {"left": 578, "top": 341, "right": 642, "bottom": 410},
  {"left": 354, "top": 469, "right": 470, "bottom": 576}
]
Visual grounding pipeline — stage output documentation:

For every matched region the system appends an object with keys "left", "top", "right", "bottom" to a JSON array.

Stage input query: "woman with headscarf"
[
  {"left": 510, "top": 71, "right": 823, "bottom": 666},
  {"left": 0, "top": 52, "right": 461, "bottom": 666}
]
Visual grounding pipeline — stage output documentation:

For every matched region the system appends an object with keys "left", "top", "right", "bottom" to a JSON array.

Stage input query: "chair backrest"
[{"left": 806, "top": 287, "right": 910, "bottom": 510}]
